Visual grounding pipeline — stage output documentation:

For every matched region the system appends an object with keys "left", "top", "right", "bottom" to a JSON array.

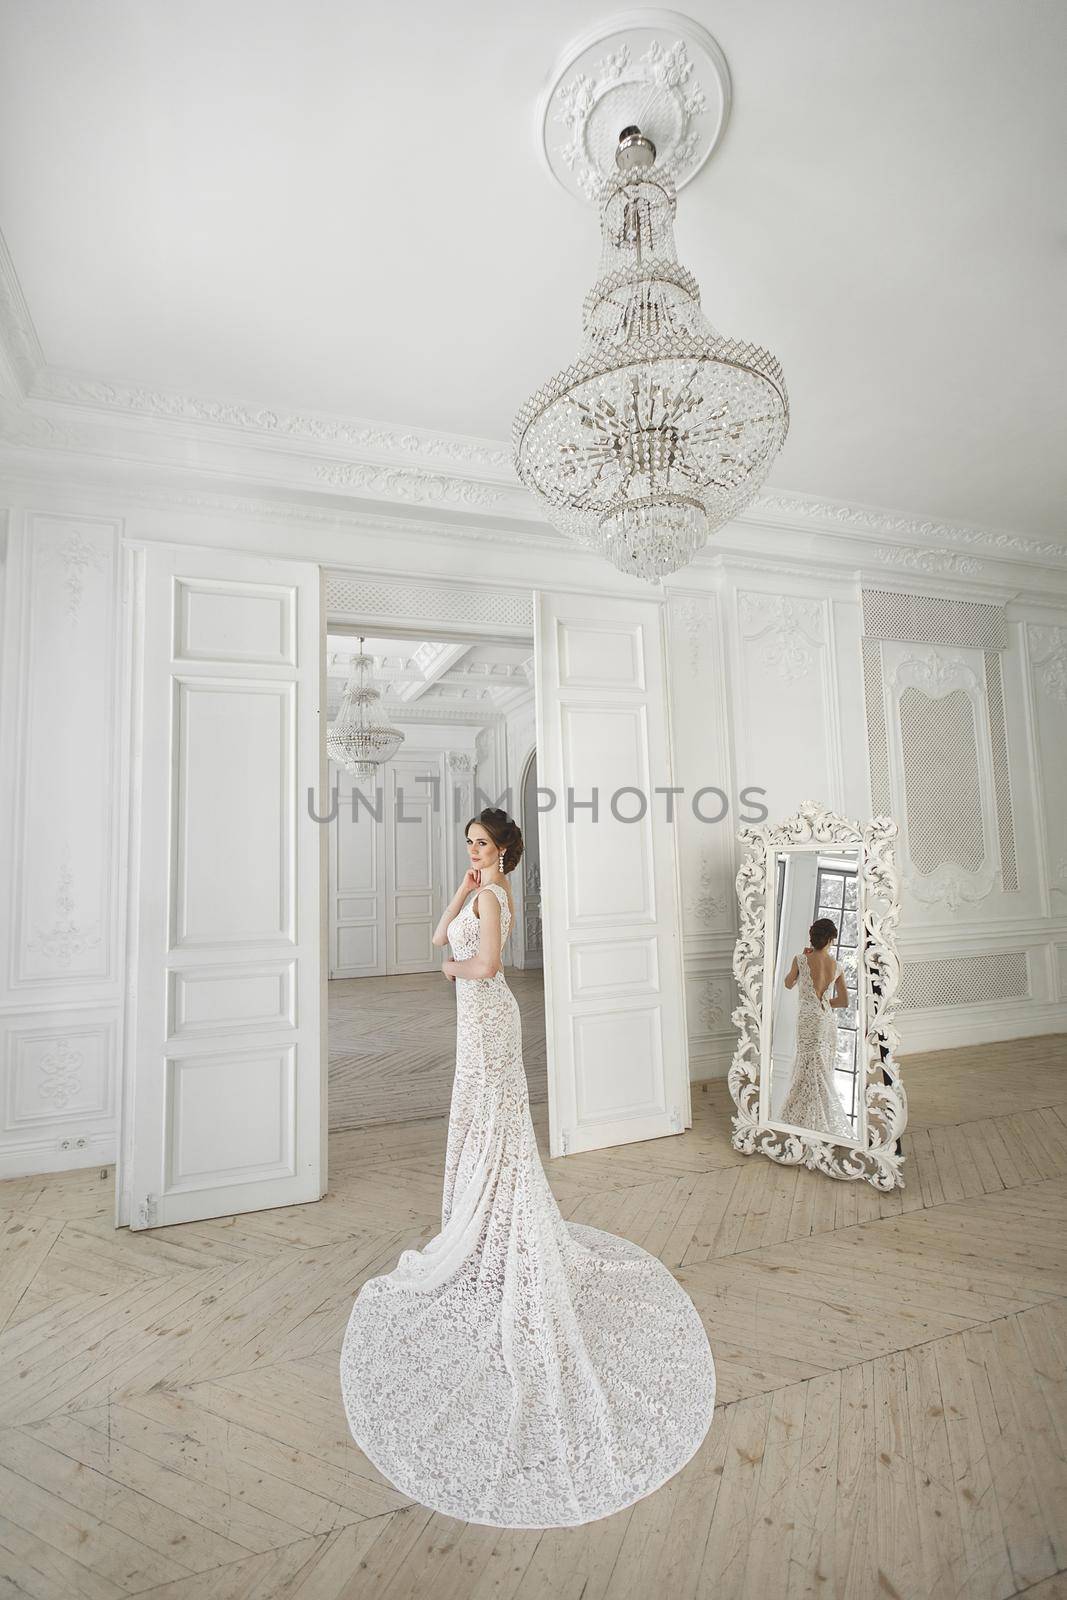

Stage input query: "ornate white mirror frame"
[{"left": 728, "top": 800, "right": 907, "bottom": 1190}]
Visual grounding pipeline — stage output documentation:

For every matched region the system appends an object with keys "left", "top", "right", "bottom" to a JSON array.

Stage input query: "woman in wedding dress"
[
  {"left": 339, "top": 808, "right": 716, "bottom": 1528},
  {"left": 778, "top": 917, "right": 854, "bottom": 1139}
]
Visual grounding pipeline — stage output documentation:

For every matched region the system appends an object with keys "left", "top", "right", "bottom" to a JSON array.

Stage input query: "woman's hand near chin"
[{"left": 460, "top": 867, "right": 481, "bottom": 894}]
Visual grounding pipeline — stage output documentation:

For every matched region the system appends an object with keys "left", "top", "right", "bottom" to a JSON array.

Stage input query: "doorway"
[
  {"left": 118, "top": 551, "right": 692, "bottom": 1229},
  {"left": 320, "top": 622, "right": 545, "bottom": 1132}
]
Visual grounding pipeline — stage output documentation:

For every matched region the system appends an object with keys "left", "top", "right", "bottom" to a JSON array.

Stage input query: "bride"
[
  {"left": 339, "top": 807, "right": 716, "bottom": 1528},
  {"left": 777, "top": 916, "right": 853, "bottom": 1139}
]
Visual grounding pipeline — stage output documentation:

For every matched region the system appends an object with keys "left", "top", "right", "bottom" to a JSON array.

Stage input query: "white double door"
[
  {"left": 329, "top": 757, "right": 441, "bottom": 978},
  {"left": 122, "top": 546, "right": 691, "bottom": 1228}
]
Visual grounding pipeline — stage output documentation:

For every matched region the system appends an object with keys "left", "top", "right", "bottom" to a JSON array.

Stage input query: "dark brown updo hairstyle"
[
  {"left": 466, "top": 808, "right": 524, "bottom": 875},
  {"left": 809, "top": 917, "right": 838, "bottom": 951}
]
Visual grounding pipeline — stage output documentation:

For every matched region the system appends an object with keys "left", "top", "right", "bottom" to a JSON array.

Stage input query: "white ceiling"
[
  {"left": 325, "top": 633, "right": 533, "bottom": 720},
  {"left": 1, "top": 0, "right": 1064, "bottom": 538}
]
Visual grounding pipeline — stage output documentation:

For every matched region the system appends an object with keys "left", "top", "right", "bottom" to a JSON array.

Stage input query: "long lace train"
[{"left": 339, "top": 880, "right": 716, "bottom": 1527}]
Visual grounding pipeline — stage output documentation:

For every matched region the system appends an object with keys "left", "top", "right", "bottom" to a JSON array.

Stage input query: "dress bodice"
[
  {"left": 797, "top": 951, "right": 839, "bottom": 1010},
  {"left": 447, "top": 881, "right": 512, "bottom": 965}
]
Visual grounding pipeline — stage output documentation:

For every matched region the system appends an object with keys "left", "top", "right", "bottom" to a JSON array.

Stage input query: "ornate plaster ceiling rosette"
[{"left": 537, "top": 10, "right": 732, "bottom": 201}]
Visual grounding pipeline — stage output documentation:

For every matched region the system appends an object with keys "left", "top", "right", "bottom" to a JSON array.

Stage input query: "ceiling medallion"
[
  {"left": 536, "top": 10, "right": 732, "bottom": 200},
  {"left": 516, "top": 55, "right": 790, "bottom": 583}
]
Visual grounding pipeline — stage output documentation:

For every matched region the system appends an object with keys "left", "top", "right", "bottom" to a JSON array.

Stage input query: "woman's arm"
[
  {"left": 830, "top": 973, "right": 849, "bottom": 1008},
  {"left": 442, "top": 889, "right": 502, "bottom": 980},
  {"left": 783, "top": 953, "right": 800, "bottom": 990},
  {"left": 432, "top": 871, "right": 478, "bottom": 947}
]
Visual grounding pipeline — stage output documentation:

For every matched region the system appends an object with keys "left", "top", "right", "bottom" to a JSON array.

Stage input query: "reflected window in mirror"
[{"left": 814, "top": 860, "right": 861, "bottom": 1125}]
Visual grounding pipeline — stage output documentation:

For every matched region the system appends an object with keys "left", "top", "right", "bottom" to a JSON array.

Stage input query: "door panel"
[
  {"left": 387, "top": 756, "right": 438, "bottom": 972},
  {"left": 330, "top": 768, "right": 386, "bottom": 978},
  {"left": 535, "top": 591, "right": 690, "bottom": 1157},
  {"left": 127, "top": 545, "right": 324, "bottom": 1228}
]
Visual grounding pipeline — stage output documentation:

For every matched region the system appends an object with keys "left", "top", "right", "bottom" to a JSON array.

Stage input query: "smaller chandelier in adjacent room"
[
  {"left": 514, "top": 122, "right": 789, "bottom": 582},
  {"left": 326, "top": 639, "right": 405, "bottom": 781}
]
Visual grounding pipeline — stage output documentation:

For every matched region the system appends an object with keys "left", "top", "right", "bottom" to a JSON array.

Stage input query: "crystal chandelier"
[
  {"left": 513, "top": 126, "right": 789, "bottom": 582},
  {"left": 326, "top": 639, "right": 405, "bottom": 781}
]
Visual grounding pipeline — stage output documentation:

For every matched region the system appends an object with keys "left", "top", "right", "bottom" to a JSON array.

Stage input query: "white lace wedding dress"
[
  {"left": 778, "top": 952, "right": 853, "bottom": 1139},
  {"left": 339, "top": 880, "right": 716, "bottom": 1528}
]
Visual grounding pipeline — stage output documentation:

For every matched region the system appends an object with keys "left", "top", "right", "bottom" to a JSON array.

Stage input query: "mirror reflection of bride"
[{"left": 777, "top": 917, "right": 853, "bottom": 1139}]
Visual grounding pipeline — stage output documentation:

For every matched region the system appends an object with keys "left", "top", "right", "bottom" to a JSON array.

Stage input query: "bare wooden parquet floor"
[
  {"left": 328, "top": 968, "right": 547, "bottom": 1131},
  {"left": 0, "top": 1033, "right": 1065, "bottom": 1599}
]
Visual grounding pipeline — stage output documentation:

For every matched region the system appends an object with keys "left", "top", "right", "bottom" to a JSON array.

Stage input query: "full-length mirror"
[
  {"left": 729, "top": 800, "right": 907, "bottom": 1190},
  {"left": 765, "top": 845, "right": 865, "bottom": 1148}
]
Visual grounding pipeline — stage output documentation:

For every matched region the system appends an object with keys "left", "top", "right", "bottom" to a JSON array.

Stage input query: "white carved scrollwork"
[
  {"left": 1028, "top": 625, "right": 1067, "bottom": 702},
  {"left": 738, "top": 592, "right": 825, "bottom": 682},
  {"left": 727, "top": 799, "right": 906, "bottom": 1191}
]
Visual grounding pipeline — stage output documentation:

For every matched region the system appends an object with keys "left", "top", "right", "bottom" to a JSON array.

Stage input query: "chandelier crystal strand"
[
  {"left": 326, "top": 639, "right": 405, "bottom": 781},
  {"left": 513, "top": 127, "right": 789, "bottom": 582}
]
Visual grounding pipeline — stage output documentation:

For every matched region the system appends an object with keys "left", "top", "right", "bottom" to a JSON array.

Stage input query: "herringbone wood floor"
[
  {"left": 328, "top": 968, "right": 547, "bottom": 1130},
  {"left": 0, "top": 1033, "right": 1065, "bottom": 1599}
]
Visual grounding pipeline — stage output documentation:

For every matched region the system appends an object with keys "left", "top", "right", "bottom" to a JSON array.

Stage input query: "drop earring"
[{"left": 499, "top": 852, "right": 505, "bottom": 870}]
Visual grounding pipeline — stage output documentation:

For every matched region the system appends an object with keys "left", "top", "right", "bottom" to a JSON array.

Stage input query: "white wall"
[
  {"left": 668, "top": 565, "right": 1067, "bottom": 1075},
  {"left": 1, "top": 477, "right": 1065, "bottom": 1175},
  {"left": 0, "top": 511, "right": 127, "bottom": 1175}
]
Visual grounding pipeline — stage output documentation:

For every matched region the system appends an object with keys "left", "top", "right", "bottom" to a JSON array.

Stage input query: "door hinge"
[{"left": 136, "top": 1193, "right": 158, "bottom": 1229}]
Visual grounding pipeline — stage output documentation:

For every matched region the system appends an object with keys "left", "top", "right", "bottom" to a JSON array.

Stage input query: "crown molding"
[
  {"left": 2, "top": 445, "right": 1066, "bottom": 608},
  {"left": 30, "top": 364, "right": 514, "bottom": 471},
  {"left": 0, "top": 268, "right": 1063, "bottom": 574},
  {"left": 749, "top": 494, "right": 1067, "bottom": 565}
]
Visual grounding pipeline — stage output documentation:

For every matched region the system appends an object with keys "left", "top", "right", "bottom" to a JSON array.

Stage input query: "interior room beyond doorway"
[{"left": 324, "top": 626, "right": 544, "bottom": 1131}]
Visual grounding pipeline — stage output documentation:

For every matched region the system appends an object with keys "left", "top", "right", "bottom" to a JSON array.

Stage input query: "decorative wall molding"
[
  {"left": 887, "top": 647, "right": 999, "bottom": 910},
  {"left": 313, "top": 460, "right": 505, "bottom": 509},
  {"left": 9, "top": 515, "right": 121, "bottom": 991},
  {"left": 870, "top": 545, "right": 982, "bottom": 576},
  {"left": 1027, "top": 624, "right": 1067, "bottom": 701},
  {"left": 0, "top": 330, "right": 1063, "bottom": 578},
  {"left": 0, "top": 224, "right": 1063, "bottom": 573},
  {"left": 670, "top": 594, "right": 715, "bottom": 677},
  {"left": 698, "top": 975, "right": 733, "bottom": 1033},
  {"left": 54, "top": 528, "right": 106, "bottom": 623},
  {"left": 5, "top": 1015, "right": 116, "bottom": 1133},
  {"left": 737, "top": 591, "right": 825, "bottom": 681},
  {"left": 36, "top": 1035, "right": 84, "bottom": 1110},
  {"left": 32, "top": 367, "right": 514, "bottom": 469},
  {"left": 27, "top": 845, "right": 103, "bottom": 967},
  {"left": 756, "top": 494, "right": 1067, "bottom": 565},
  {"left": 685, "top": 852, "right": 731, "bottom": 928}
]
